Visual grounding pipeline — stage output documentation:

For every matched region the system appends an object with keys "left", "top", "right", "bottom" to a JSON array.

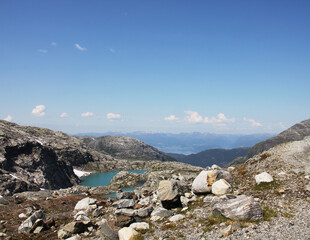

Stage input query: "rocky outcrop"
[
  {"left": 80, "top": 135, "right": 176, "bottom": 161},
  {"left": 212, "top": 195, "right": 263, "bottom": 221},
  {"left": 0, "top": 121, "right": 80, "bottom": 196},
  {"left": 245, "top": 118, "right": 310, "bottom": 160}
]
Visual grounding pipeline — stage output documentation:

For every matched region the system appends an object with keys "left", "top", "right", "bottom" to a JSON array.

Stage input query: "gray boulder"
[
  {"left": 98, "top": 219, "right": 118, "bottom": 240},
  {"left": 18, "top": 209, "right": 44, "bottom": 233},
  {"left": 151, "top": 207, "right": 173, "bottom": 218},
  {"left": 157, "top": 180, "right": 179, "bottom": 201},
  {"left": 212, "top": 195, "right": 263, "bottom": 221},
  {"left": 113, "top": 199, "right": 136, "bottom": 209}
]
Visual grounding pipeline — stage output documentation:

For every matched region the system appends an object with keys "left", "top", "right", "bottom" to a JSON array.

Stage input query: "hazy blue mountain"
[
  {"left": 169, "top": 147, "right": 250, "bottom": 168},
  {"left": 75, "top": 132, "right": 274, "bottom": 154}
]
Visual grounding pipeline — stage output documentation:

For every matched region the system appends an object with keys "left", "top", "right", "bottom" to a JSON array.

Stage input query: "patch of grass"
[
  {"left": 134, "top": 233, "right": 144, "bottom": 240},
  {"left": 259, "top": 153, "right": 271, "bottom": 161},
  {"left": 282, "top": 212, "right": 294, "bottom": 218},
  {"left": 253, "top": 181, "right": 280, "bottom": 191},
  {"left": 263, "top": 206, "right": 278, "bottom": 221},
  {"left": 160, "top": 222, "right": 177, "bottom": 231}
]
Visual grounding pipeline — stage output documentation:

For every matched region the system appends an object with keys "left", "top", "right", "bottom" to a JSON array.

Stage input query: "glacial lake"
[{"left": 80, "top": 170, "right": 147, "bottom": 188}]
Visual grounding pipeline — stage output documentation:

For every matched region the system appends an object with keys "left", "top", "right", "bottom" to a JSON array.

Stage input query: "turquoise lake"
[{"left": 80, "top": 170, "right": 147, "bottom": 188}]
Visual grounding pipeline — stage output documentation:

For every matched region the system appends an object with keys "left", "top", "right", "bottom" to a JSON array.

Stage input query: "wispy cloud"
[
  {"left": 107, "top": 113, "right": 121, "bottom": 120},
  {"left": 51, "top": 42, "right": 57, "bottom": 46},
  {"left": 60, "top": 112, "right": 68, "bottom": 118},
  {"left": 204, "top": 113, "right": 235, "bottom": 124},
  {"left": 164, "top": 115, "right": 179, "bottom": 121},
  {"left": 38, "top": 49, "right": 48, "bottom": 53},
  {"left": 81, "top": 112, "right": 93, "bottom": 117},
  {"left": 31, "top": 105, "right": 46, "bottom": 117},
  {"left": 109, "top": 48, "right": 116, "bottom": 53},
  {"left": 75, "top": 43, "right": 87, "bottom": 51},
  {"left": 243, "top": 117, "right": 262, "bottom": 127},
  {"left": 184, "top": 111, "right": 235, "bottom": 124},
  {"left": 4, "top": 115, "right": 13, "bottom": 122}
]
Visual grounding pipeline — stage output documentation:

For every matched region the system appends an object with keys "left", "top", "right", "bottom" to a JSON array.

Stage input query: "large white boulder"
[
  {"left": 118, "top": 227, "right": 138, "bottom": 240},
  {"left": 255, "top": 172, "right": 273, "bottom": 184},
  {"left": 212, "top": 179, "right": 232, "bottom": 195},
  {"left": 74, "top": 197, "right": 97, "bottom": 212},
  {"left": 157, "top": 180, "right": 179, "bottom": 201},
  {"left": 191, "top": 171, "right": 214, "bottom": 194}
]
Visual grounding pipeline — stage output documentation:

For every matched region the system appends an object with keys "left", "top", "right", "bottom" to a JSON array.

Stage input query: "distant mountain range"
[
  {"left": 75, "top": 132, "right": 274, "bottom": 154},
  {"left": 169, "top": 147, "right": 250, "bottom": 168}
]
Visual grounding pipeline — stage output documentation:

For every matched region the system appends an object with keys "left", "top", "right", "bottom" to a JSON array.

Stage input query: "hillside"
[
  {"left": 0, "top": 121, "right": 178, "bottom": 196},
  {"left": 80, "top": 136, "right": 175, "bottom": 161},
  {"left": 76, "top": 132, "right": 273, "bottom": 154},
  {"left": 169, "top": 147, "right": 250, "bottom": 168},
  {"left": 245, "top": 118, "right": 310, "bottom": 160}
]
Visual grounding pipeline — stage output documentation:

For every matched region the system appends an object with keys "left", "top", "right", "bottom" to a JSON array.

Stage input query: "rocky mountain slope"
[
  {"left": 0, "top": 121, "right": 180, "bottom": 196},
  {"left": 80, "top": 136, "right": 175, "bottom": 162},
  {"left": 169, "top": 147, "right": 250, "bottom": 168},
  {"left": 245, "top": 118, "right": 310, "bottom": 159}
]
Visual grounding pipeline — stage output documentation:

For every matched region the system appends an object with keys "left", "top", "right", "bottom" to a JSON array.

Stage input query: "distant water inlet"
[{"left": 80, "top": 170, "right": 147, "bottom": 188}]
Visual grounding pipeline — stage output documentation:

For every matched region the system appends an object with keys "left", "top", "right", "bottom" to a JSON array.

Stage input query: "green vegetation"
[
  {"left": 253, "top": 180, "right": 280, "bottom": 191},
  {"left": 263, "top": 206, "right": 278, "bottom": 221}
]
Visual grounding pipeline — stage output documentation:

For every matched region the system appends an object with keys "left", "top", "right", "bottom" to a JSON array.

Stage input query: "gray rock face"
[
  {"left": 113, "top": 199, "right": 136, "bottom": 209},
  {"left": 212, "top": 195, "right": 263, "bottom": 221},
  {"left": 18, "top": 210, "right": 44, "bottom": 233},
  {"left": 151, "top": 207, "right": 173, "bottom": 218},
  {"left": 116, "top": 191, "right": 135, "bottom": 200},
  {"left": 98, "top": 219, "right": 118, "bottom": 240},
  {"left": 81, "top": 135, "right": 175, "bottom": 161},
  {"left": 246, "top": 118, "right": 310, "bottom": 159}
]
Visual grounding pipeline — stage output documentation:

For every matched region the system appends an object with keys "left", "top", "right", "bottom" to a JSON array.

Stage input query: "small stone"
[
  {"left": 116, "top": 191, "right": 135, "bottom": 200},
  {"left": 92, "top": 206, "right": 104, "bottom": 218},
  {"left": 278, "top": 189, "right": 285, "bottom": 194},
  {"left": 151, "top": 207, "right": 173, "bottom": 218},
  {"left": 180, "top": 196, "right": 190, "bottom": 207},
  {"left": 115, "top": 215, "right": 134, "bottom": 227},
  {"left": 62, "top": 221, "right": 86, "bottom": 234},
  {"left": 113, "top": 199, "right": 136, "bottom": 209},
  {"left": 74, "top": 197, "right": 97, "bottom": 212},
  {"left": 255, "top": 172, "right": 273, "bottom": 184},
  {"left": 33, "top": 226, "right": 44, "bottom": 233},
  {"left": 98, "top": 219, "right": 118, "bottom": 240},
  {"left": 118, "top": 227, "right": 138, "bottom": 240},
  {"left": 115, "top": 208, "right": 136, "bottom": 217},
  {"left": 129, "top": 222, "right": 150, "bottom": 230},
  {"left": 18, "top": 213, "right": 27, "bottom": 219},
  {"left": 169, "top": 214, "right": 185, "bottom": 222},
  {"left": 58, "top": 229, "right": 71, "bottom": 239}
]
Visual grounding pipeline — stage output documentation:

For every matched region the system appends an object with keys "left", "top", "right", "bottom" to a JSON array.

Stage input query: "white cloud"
[
  {"left": 243, "top": 117, "right": 262, "bottom": 127},
  {"left": 204, "top": 113, "right": 235, "bottom": 124},
  {"left": 164, "top": 115, "right": 179, "bottom": 121},
  {"left": 38, "top": 49, "right": 48, "bottom": 53},
  {"left": 51, "top": 42, "right": 57, "bottom": 46},
  {"left": 60, "top": 112, "right": 68, "bottom": 118},
  {"left": 109, "top": 48, "right": 115, "bottom": 53},
  {"left": 106, "top": 113, "right": 121, "bottom": 120},
  {"left": 31, "top": 105, "right": 46, "bottom": 117},
  {"left": 81, "top": 112, "right": 93, "bottom": 117},
  {"left": 184, "top": 111, "right": 235, "bottom": 124},
  {"left": 75, "top": 43, "right": 87, "bottom": 51},
  {"left": 4, "top": 115, "right": 13, "bottom": 122},
  {"left": 184, "top": 111, "right": 203, "bottom": 123}
]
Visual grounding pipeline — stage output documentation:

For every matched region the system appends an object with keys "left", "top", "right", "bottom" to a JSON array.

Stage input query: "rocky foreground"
[{"left": 0, "top": 142, "right": 309, "bottom": 240}]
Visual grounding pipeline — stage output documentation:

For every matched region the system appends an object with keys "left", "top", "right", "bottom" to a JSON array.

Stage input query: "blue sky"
[{"left": 1, "top": 0, "right": 310, "bottom": 134}]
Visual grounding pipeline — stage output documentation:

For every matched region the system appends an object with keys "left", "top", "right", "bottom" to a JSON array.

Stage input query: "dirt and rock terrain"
[{"left": 0, "top": 119, "right": 309, "bottom": 239}]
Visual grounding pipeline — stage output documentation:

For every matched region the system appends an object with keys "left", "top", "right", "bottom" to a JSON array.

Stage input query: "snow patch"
[{"left": 73, "top": 169, "right": 91, "bottom": 178}]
